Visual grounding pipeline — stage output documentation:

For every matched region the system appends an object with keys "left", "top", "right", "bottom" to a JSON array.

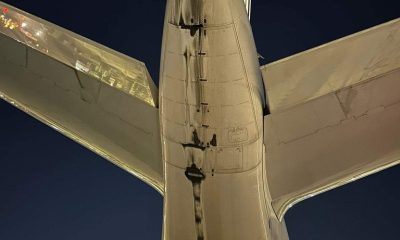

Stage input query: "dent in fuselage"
[{"left": 159, "top": 0, "right": 277, "bottom": 239}]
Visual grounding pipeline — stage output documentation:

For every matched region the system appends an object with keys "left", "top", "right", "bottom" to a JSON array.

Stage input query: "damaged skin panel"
[
  {"left": 163, "top": 0, "right": 207, "bottom": 238},
  {"left": 179, "top": 4, "right": 209, "bottom": 237},
  {"left": 181, "top": 133, "right": 208, "bottom": 239},
  {"left": 185, "top": 163, "right": 206, "bottom": 240},
  {"left": 170, "top": 0, "right": 204, "bottom": 26},
  {"left": 161, "top": 0, "right": 273, "bottom": 239}
]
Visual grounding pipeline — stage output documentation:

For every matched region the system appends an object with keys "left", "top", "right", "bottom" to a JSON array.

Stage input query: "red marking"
[{"left": 2, "top": 7, "right": 8, "bottom": 14}]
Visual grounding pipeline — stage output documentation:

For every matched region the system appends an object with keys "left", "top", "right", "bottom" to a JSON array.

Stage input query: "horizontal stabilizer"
[{"left": 0, "top": 2, "right": 164, "bottom": 193}]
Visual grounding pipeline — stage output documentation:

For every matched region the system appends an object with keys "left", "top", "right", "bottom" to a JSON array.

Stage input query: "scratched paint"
[{"left": 160, "top": 0, "right": 275, "bottom": 239}]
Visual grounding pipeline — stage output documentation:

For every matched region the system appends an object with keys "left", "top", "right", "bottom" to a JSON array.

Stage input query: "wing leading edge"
[
  {"left": 0, "top": 2, "right": 164, "bottom": 193},
  {"left": 262, "top": 18, "right": 400, "bottom": 220}
]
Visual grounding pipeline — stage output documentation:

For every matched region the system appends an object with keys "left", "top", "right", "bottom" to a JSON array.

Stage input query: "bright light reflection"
[{"left": 0, "top": 3, "right": 156, "bottom": 106}]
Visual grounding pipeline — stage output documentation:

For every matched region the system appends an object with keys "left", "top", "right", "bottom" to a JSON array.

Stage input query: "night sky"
[{"left": 0, "top": 0, "right": 399, "bottom": 239}]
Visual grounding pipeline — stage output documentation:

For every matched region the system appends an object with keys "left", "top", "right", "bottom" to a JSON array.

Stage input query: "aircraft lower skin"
[
  {"left": 0, "top": 0, "right": 399, "bottom": 239},
  {"left": 160, "top": 0, "right": 287, "bottom": 239}
]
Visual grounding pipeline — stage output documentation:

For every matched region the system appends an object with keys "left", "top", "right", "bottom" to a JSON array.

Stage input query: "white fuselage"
[{"left": 159, "top": 0, "right": 288, "bottom": 239}]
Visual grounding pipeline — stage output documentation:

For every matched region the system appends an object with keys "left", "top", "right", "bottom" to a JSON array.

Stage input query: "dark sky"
[{"left": 0, "top": 0, "right": 399, "bottom": 239}]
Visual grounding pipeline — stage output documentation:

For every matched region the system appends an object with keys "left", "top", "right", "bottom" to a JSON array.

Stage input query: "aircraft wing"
[
  {"left": 0, "top": 2, "right": 163, "bottom": 193},
  {"left": 262, "top": 18, "right": 400, "bottom": 220}
]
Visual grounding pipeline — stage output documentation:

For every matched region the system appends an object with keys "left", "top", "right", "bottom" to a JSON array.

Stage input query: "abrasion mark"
[
  {"left": 180, "top": 23, "right": 204, "bottom": 37},
  {"left": 176, "top": 2, "right": 209, "bottom": 238},
  {"left": 185, "top": 163, "right": 206, "bottom": 240},
  {"left": 336, "top": 87, "right": 357, "bottom": 115}
]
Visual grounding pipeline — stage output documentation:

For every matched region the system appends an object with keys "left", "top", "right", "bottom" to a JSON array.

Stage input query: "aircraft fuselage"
[{"left": 160, "top": 0, "right": 288, "bottom": 239}]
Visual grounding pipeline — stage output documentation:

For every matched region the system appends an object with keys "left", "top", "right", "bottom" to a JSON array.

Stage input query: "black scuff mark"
[
  {"left": 185, "top": 163, "right": 205, "bottom": 183},
  {"left": 178, "top": 12, "right": 185, "bottom": 27},
  {"left": 182, "top": 130, "right": 206, "bottom": 150},
  {"left": 179, "top": 23, "right": 204, "bottom": 37},
  {"left": 178, "top": 3, "right": 208, "bottom": 237},
  {"left": 182, "top": 128, "right": 207, "bottom": 239},
  {"left": 185, "top": 163, "right": 206, "bottom": 240},
  {"left": 182, "top": 143, "right": 206, "bottom": 151},
  {"left": 209, "top": 134, "right": 217, "bottom": 176},
  {"left": 193, "top": 129, "right": 201, "bottom": 145},
  {"left": 210, "top": 134, "right": 217, "bottom": 147}
]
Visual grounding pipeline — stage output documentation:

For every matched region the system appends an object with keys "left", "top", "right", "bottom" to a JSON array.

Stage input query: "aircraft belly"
[
  {"left": 159, "top": 0, "right": 283, "bottom": 239},
  {"left": 164, "top": 162, "right": 269, "bottom": 239}
]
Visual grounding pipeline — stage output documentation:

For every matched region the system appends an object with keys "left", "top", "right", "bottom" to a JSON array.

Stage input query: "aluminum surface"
[
  {"left": 1, "top": 0, "right": 400, "bottom": 239},
  {"left": 0, "top": 1, "right": 157, "bottom": 106},
  {"left": 262, "top": 18, "right": 400, "bottom": 113}
]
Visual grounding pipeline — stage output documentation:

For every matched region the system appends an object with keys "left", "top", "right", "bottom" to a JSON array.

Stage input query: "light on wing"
[
  {"left": 0, "top": 2, "right": 157, "bottom": 106},
  {"left": 0, "top": 2, "right": 164, "bottom": 193},
  {"left": 262, "top": 18, "right": 400, "bottom": 220}
]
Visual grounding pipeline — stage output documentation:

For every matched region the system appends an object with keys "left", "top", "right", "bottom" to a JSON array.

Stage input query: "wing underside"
[
  {"left": 0, "top": 2, "right": 164, "bottom": 193},
  {"left": 262, "top": 18, "right": 400, "bottom": 219}
]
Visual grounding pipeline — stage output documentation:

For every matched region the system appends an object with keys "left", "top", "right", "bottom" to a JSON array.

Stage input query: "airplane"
[{"left": 0, "top": 0, "right": 399, "bottom": 239}]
